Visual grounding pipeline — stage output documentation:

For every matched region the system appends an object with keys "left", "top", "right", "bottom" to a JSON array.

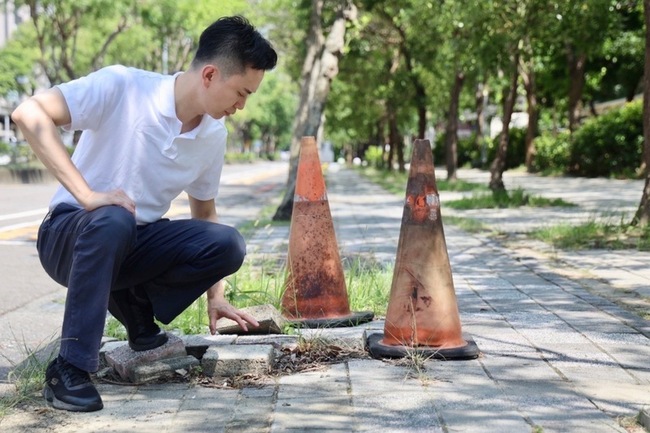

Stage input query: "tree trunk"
[
  {"left": 375, "top": 117, "right": 386, "bottom": 168},
  {"left": 386, "top": 107, "right": 396, "bottom": 171},
  {"left": 388, "top": 17, "right": 427, "bottom": 138},
  {"left": 633, "top": 0, "right": 650, "bottom": 227},
  {"left": 387, "top": 104, "right": 404, "bottom": 172},
  {"left": 567, "top": 45, "right": 586, "bottom": 133},
  {"left": 445, "top": 70, "right": 464, "bottom": 181},
  {"left": 262, "top": 132, "right": 276, "bottom": 159},
  {"left": 489, "top": 52, "right": 520, "bottom": 192},
  {"left": 521, "top": 60, "right": 538, "bottom": 172},
  {"left": 396, "top": 135, "right": 405, "bottom": 173},
  {"left": 272, "top": 0, "right": 357, "bottom": 221},
  {"left": 475, "top": 82, "right": 488, "bottom": 167}
]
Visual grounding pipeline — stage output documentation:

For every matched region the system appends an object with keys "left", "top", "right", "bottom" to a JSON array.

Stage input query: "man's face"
[{"left": 203, "top": 65, "right": 265, "bottom": 119}]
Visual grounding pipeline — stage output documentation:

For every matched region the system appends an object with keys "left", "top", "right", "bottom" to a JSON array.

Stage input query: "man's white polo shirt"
[{"left": 50, "top": 65, "right": 227, "bottom": 224}]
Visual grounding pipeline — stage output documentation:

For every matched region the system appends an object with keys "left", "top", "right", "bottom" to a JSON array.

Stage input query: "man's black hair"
[{"left": 191, "top": 16, "right": 277, "bottom": 76}]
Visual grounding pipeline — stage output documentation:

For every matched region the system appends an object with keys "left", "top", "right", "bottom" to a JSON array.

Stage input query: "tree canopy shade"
[{"left": 3, "top": 0, "right": 649, "bottom": 222}]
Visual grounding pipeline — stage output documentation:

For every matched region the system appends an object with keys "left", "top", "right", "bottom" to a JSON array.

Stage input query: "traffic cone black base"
[
  {"left": 288, "top": 310, "right": 374, "bottom": 328},
  {"left": 366, "top": 333, "right": 479, "bottom": 360}
]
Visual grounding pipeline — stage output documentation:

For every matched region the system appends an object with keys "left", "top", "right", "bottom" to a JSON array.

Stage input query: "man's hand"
[
  {"left": 80, "top": 189, "right": 136, "bottom": 214},
  {"left": 207, "top": 280, "right": 259, "bottom": 335}
]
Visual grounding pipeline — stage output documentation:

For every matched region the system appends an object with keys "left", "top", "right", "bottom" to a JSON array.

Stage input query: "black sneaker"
[
  {"left": 43, "top": 356, "right": 103, "bottom": 412},
  {"left": 108, "top": 287, "right": 168, "bottom": 351}
]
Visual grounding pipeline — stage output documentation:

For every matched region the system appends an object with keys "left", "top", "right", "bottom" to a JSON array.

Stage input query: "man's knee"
[
  {"left": 206, "top": 224, "right": 246, "bottom": 274},
  {"left": 222, "top": 226, "right": 246, "bottom": 273}
]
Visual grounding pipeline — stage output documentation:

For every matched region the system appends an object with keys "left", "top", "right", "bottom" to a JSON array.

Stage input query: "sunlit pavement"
[{"left": 1, "top": 163, "right": 649, "bottom": 432}]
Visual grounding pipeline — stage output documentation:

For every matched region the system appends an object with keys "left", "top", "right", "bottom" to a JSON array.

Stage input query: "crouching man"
[{"left": 11, "top": 16, "right": 277, "bottom": 412}]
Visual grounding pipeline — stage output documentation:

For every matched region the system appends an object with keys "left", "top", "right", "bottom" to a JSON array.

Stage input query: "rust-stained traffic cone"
[
  {"left": 367, "top": 139, "right": 479, "bottom": 360},
  {"left": 281, "top": 136, "right": 374, "bottom": 328}
]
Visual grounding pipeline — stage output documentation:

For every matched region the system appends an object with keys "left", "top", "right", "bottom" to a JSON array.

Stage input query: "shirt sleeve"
[{"left": 56, "top": 65, "right": 129, "bottom": 132}]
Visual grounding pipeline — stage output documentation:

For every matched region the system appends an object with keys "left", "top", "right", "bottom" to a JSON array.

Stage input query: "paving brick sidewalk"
[{"left": 1, "top": 164, "right": 649, "bottom": 433}]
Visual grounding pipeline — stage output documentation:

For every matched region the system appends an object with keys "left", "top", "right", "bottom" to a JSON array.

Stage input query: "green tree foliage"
[
  {"left": 530, "top": 131, "right": 572, "bottom": 173},
  {"left": 4, "top": 0, "right": 293, "bottom": 150},
  {"left": 0, "top": 26, "right": 38, "bottom": 96},
  {"left": 5, "top": 0, "right": 645, "bottom": 179},
  {"left": 15, "top": 0, "right": 249, "bottom": 82},
  {"left": 229, "top": 71, "right": 297, "bottom": 154},
  {"left": 569, "top": 99, "right": 643, "bottom": 177},
  {"left": 587, "top": 1, "right": 644, "bottom": 102},
  {"left": 17, "top": 0, "right": 137, "bottom": 83},
  {"left": 327, "top": 7, "right": 408, "bottom": 162},
  {"left": 107, "top": 0, "right": 248, "bottom": 72}
]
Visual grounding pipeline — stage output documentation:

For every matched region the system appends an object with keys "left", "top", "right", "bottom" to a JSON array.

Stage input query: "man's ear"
[{"left": 201, "top": 65, "right": 221, "bottom": 87}]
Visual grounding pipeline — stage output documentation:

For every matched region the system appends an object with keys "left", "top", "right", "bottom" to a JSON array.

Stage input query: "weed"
[
  {"left": 225, "top": 259, "right": 288, "bottom": 309},
  {"left": 0, "top": 335, "right": 58, "bottom": 418},
  {"left": 393, "top": 349, "right": 434, "bottom": 385},
  {"left": 104, "top": 316, "right": 127, "bottom": 340},
  {"left": 275, "top": 334, "right": 366, "bottom": 374},
  {"left": 344, "top": 258, "right": 392, "bottom": 315}
]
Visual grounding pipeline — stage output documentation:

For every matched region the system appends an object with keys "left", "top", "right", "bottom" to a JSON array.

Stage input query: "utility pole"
[{"left": 3, "top": 0, "right": 11, "bottom": 45}]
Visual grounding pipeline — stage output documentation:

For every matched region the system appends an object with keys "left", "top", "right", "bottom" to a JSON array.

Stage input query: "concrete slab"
[{"left": 202, "top": 344, "right": 275, "bottom": 377}]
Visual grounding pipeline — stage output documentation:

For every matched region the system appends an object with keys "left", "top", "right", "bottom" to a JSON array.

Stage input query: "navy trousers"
[{"left": 37, "top": 203, "right": 246, "bottom": 372}]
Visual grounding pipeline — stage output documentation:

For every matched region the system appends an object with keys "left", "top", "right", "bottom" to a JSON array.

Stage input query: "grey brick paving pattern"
[
  {"left": 1, "top": 164, "right": 649, "bottom": 432},
  {"left": 227, "top": 166, "right": 649, "bottom": 432}
]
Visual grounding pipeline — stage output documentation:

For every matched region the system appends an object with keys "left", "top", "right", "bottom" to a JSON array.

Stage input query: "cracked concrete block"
[
  {"left": 132, "top": 355, "right": 200, "bottom": 383},
  {"left": 104, "top": 333, "right": 186, "bottom": 382},
  {"left": 180, "top": 334, "right": 237, "bottom": 359},
  {"left": 235, "top": 334, "right": 300, "bottom": 350},
  {"left": 202, "top": 344, "right": 275, "bottom": 377}
]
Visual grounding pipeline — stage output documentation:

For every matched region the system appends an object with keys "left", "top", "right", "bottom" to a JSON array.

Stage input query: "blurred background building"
[{"left": 1, "top": 0, "right": 29, "bottom": 143}]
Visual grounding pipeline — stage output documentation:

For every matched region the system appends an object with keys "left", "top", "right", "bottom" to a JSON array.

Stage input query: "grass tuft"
[
  {"left": 0, "top": 336, "right": 58, "bottom": 418},
  {"left": 446, "top": 187, "right": 574, "bottom": 209},
  {"left": 532, "top": 218, "right": 650, "bottom": 251}
]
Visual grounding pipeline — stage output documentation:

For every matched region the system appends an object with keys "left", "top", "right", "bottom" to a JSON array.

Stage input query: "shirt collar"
[{"left": 159, "top": 72, "right": 182, "bottom": 120}]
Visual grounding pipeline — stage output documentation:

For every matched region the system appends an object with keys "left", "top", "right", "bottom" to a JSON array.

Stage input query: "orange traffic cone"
[
  {"left": 367, "top": 139, "right": 479, "bottom": 360},
  {"left": 281, "top": 136, "right": 374, "bottom": 327}
]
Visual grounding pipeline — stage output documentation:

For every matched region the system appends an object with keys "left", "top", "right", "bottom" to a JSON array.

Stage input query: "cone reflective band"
[
  {"left": 367, "top": 139, "right": 479, "bottom": 360},
  {"left": 281, "top": 136, "right": 373, "bottom": 327}
]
